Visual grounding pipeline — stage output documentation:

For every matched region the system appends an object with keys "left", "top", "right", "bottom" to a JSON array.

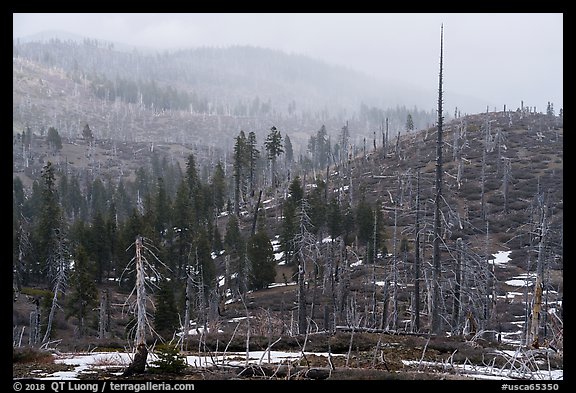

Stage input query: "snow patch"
[
  {"left": 493, "top": 250, "right": 512, "bottom": 267},
  {"left": 267, "top": 282, "right": 297, "bottom": 288},
  {"left": 505, "top": 279, "right": 533, "bottom": 287}
]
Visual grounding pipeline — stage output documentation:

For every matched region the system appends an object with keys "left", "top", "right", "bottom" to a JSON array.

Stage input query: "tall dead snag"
[
  {"left": 412, "top": 169, "right": 421, "bottom": 332},
  {"left": 455, "top": 120, "right": 466, "bottom": 190},
  {"left": 182, "top": 265, "right": 194, "bottom": 351},
  {"left": 530, "top": 205, "right": 548, "bottom": 348},
  {"left": 295, "top": 198, "right": 316, "bottom": 334},
  {"left": 122, "top": 235, "right": 166, "bottom": 376},
  {"left": 391, "top": 176, "right": 399, "bottom": 330},
  {"left": 480, "top": 109, "right": 489, "bottom": 220},
  {"left": 431, "top": 24, "right": 444, "bottom": 334}
]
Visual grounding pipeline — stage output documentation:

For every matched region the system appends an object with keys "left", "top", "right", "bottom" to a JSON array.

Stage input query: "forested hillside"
[
  {"left": 13, "top": 106, "right": 563, "bottom": 379},
  {"left": 12, "top": 30, "right": 562, "bottom": 381}
]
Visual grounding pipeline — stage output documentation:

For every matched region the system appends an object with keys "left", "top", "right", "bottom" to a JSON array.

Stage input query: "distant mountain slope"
[
  {"left": 13, "top": 47, "right": 436, "bottom": 151},
  {"left": 14, "top": 38, "right": 434, "bottom": 113}
]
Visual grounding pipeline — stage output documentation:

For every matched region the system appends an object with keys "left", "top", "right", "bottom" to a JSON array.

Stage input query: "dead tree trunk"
[
  {"left": 123, "top": 235, "right": 155, "bottom": 376},
  {"left": 530, "top": 205, "right": 548, "bottom": 348},
  {"left": 251, "top": 190, "right": 262, "bottom": 236},
  {"left": 431, "top": 24, "right": 444, "bottom": 335},
  {"left": 123, "top": 344, "right": 148, "bottom": 377},
  {"left": 413, "top": 169, "right": 421, "bottom": 332},
  {"left": 480, "top": 109, "right": 491, "bottom": 220},
  {"left": 298, "top": 260, "right": 307, "bottom": 335},
  {"left": 392, "top": 190, "right": 399, "bottom": 330},
  {"left": 451, "top": 238, "right": 463, "bottom": 333},
  {"left": 503, "top": 158, "right": 511, "bottom": 214},
  {"left": 134, "top": 237, "right": 147, "bottom": 349},
  {"left": 98, "top": 289, "right": 110, "bottom": 339},
  {"left": 29, "top": 298, "right": 41, "bottom": 346},
  {"left": 42, "top": 234, "right": 68, "bottom": 344},
  {"left": 182, "top": 266, "right": 193, "bottom": 351}
]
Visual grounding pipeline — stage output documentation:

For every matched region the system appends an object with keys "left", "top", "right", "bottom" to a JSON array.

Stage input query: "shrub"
[
  {"left": 13, "top": 347, "right": 54, "bottom": 364},
  {"left": 20, "top": 287, "right": 53, "bottom": 299},
  {"left": 150, "top": 344, "right": 187, "bottom": 374}
]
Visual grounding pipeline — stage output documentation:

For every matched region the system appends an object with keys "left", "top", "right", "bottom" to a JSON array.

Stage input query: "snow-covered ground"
[
  {"left": 402, "top": 359, "right": 562, "bottom": 380},
  {"left": 34, "top": 350, "right": 343, "bottom": 380},
  {"left": 36, "top": 348, "right": 561, "bottom": 380}
]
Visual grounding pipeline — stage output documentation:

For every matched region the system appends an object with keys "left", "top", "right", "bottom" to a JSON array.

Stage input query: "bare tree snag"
[
  {"left": 431, "top": 24, "right": 444, "bottom": 335},
  {"left": 530, "top": 205, "right": 548, "bottom": 348},
  {"left": 413, "top": 169, "right": 421, "bottom": 332},
  {"left": 98, "top": 289, "right": 110, "bottom": 339},
  {"left": 122, "top": 235, "right": 167, "bottom": 376}
]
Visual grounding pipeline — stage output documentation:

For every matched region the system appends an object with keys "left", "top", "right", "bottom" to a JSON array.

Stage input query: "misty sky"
[{"left": 13, "top": 13, "right": 563, "bottom": 114}]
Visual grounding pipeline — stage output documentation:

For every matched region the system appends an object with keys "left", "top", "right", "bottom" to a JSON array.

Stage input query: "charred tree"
[{"left": 431, "top": 24, "right": 445, "bottom": 334}]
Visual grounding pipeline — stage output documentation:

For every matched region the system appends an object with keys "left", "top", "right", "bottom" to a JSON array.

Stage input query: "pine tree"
[
  {"left": 308, "top": 179, "right": 326, "bottom": 235},
  {"left": 340, "top": 122, "right": 350, "bottom": 165},
  {"left": 326, "top": 197, "right": 343, "bottom": 240},
  {"left": 247, "top": 232, "right": 276, "bottom": 290},
  {"left": 281, "top": 200, "right": 297, "bottom": 266},
  {"left": 224, "top": 214, "right": 243, "bottom": 258},
  {"left": 186, "top": 154, "right": 203, "bottom": 226},
  {"left": 233, "top": 131, "right": 248, "bottom": 216},
  {"left": 264, "top": 126, "right": 284, "bottom": 187},
  {"left": 212, "top": 224, "right": 223, "bottom": 253},
  {"left": 82, "top": 123, "right": 94, "bottom": 142},
  {"left": 194, "top": 230, "right": 215, "bottom": 292},
  {"left": 406, "top": 113, "right": 414, "bottom": 132},
  {"left": 247, "top": 131, "right": 260, "bottom": 195},
  {"left": 211, "top": 161, "right": 226, "bottom": 213},
  {"left": 89, "top": 178, "right": 108, "bottom": 219},
  {"left": 288, "top": 176, "right": 304, "bottom": 204},
  {"left": 153, "top": 279, "right": 180, "bottom": 340},
  {"left": 284, "top": 134, "right": 294, "bottom": 165},
  {"left": 172, "top": 180, "right": 193, "bottom": 278},
  {"left": 33, "top": 162, "right": 62, "bottom": 284},
  {"left": 90, "top": 212, "right": 109, "bottom": 283},
  {"left": 309, "top": 125, "right": 330, "bottom": 169},
  {"left": 154, "top": 177, "right": 171, "bottom": 238},
  {"left": 224, "top": 214, "right": 246, "bottom": 296},
  {"left": 66, "top": 246, "right": 97, "bottom": 337},
  {"left": 69, "top": 175, "right": 86, "bottom": 221},
  {"left": 356, "top": 195, "right": 373, "bottom": 245},
  {"left": 46, "top": 127, "right": 62, "bottom": 153}
]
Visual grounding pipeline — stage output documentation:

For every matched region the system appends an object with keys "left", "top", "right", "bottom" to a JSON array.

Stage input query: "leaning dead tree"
[
  {"left": 122, "top": 235, "right": 167, "bottom": 376},
  {"left": 42, "top": 228, "right": 68, "bottom": 346},
  {"left": 431, "top": 24, "right": 444, "bottom": 334}
]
